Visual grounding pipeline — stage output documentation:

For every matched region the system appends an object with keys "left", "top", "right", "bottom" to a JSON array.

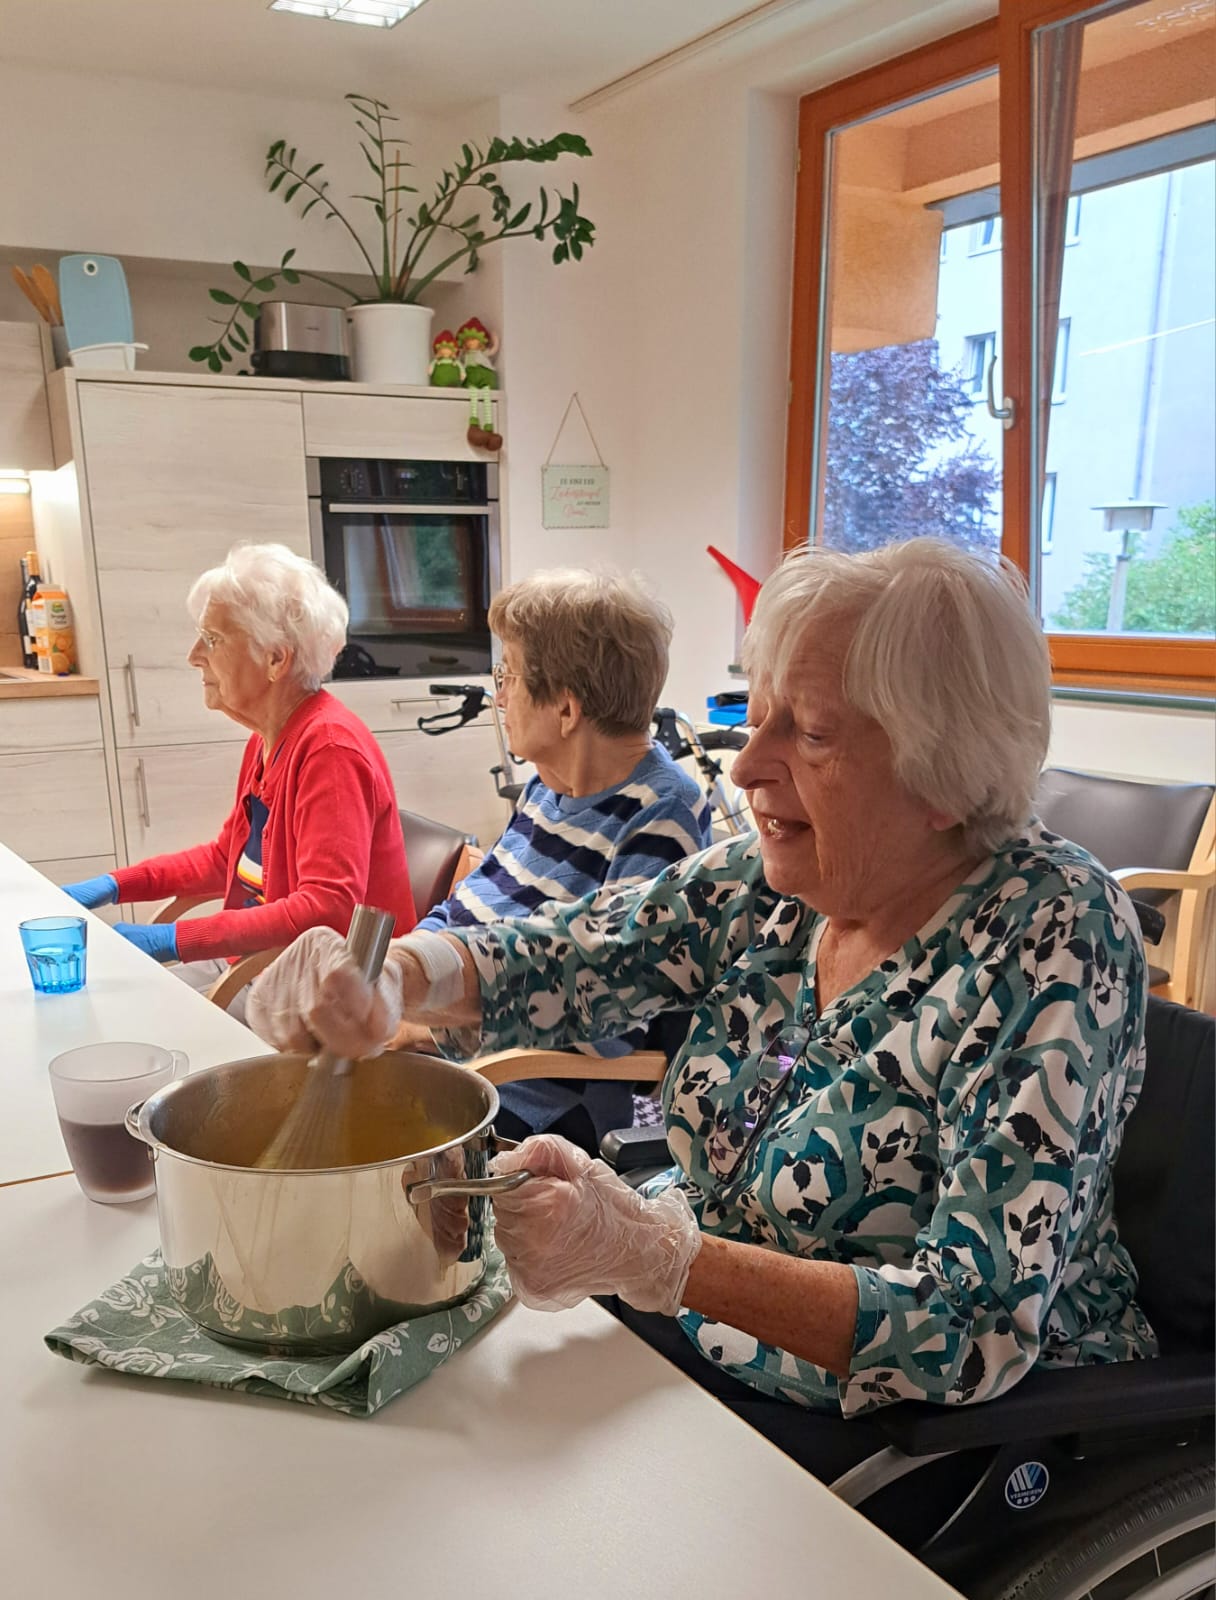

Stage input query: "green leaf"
[
  {"left": 282, "top": 247, "right": 297, "bottom": 265},
  {"left": 217, "top": 343, "right": 230, "bottom": 361},
  {"left": 233, "top": 261, "right": 252, "bottom": 282},
  {"left": 283, "top": 269, "right": 301, "bottom": 285},
  {"left": 268, "top": 170, "right": 286, "bottom": 193},
  {"left": 240, "top": 300, "right": 260, "bottom": 318},
  {"left": 301, "top": 196, "right": 323, "bottom": 217},
  {"left": 253, "top": 277, "right": 275, "bottom": 292},
  {"left": 208, "top": 353, "right": 222, "bottom": 373},
  {"left": 359, "top": 142, "right": 381, "bottom": 176},
  {"left": 209, "top": 288, "right": 237, "bottom": 305},
  {"left": 188, "top": 345, "right": 211, "bottom": 362},
  {"left": 267, "top": 139, "right": 285, "bottom": 160},
  {"left": 285, "top": 182, "right": 303, "bottom": 202}
]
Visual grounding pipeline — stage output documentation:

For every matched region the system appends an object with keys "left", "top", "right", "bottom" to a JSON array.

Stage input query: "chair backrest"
[
  {"left": 1113, "top": 996, "right": 1215, "bottom": 1356},
  {"left": 1035, "top": 767, "right": 1214, "bottom": 906},
  {"left": 398, "top": 809, "right": 470, "bottom": 917}
]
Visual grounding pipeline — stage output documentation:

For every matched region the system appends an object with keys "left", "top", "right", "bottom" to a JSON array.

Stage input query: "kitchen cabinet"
[
  {"left": 0, "top": 749, "right": 112, "bottom": 861},
  {"left": 78, "top": 383, "right": 310, "bottom": 748},
  {"left": 0, "top": 695, "right": 114, "bottom": 864},
  {"left": 26, "top": 371, "right": 510, "bottom": 885},
  {"left": 302, "top": 391, "right": 497, "bottom": 461},
  {"left": 115, "top": 742, "right": 243, "bottom": 879},
  {"left": 33, "top": 853, "right": 122, "bottom": 924},
  {"left": 0, "top": 322, "right": 52, "bottom": 472}
]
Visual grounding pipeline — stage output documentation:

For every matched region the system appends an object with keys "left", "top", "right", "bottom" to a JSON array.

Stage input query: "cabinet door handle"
[
  {"left": 124, "top": 654, "right": 142, "bottom": 727},
  {"left": 390, "top": 695, "right": 453, "bottom": 709},
  {"left": 134, "top": 758, "right": 151, "bottom": 827}
]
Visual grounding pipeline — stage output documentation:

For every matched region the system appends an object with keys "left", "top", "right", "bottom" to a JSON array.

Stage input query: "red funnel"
[{"left": 707, "top": 545, "right": 762, "bottom": 625}]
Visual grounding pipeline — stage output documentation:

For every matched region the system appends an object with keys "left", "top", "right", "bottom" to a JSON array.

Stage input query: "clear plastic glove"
[
  {"left": 246, "top": 926, "right": 413, "bottom": 1058},
  {"left": 488, "top": 1134, "right": 702, "bottom": 1316}
]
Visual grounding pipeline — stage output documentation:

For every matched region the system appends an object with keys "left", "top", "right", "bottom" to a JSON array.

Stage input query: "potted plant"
[{"left": 191, "top": 92, "right": 595, "bottom": 384}]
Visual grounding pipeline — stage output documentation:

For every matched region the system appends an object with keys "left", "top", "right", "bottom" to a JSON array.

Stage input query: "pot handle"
[
  {"left": 407, "top": 1168, "right": 532, "bottom": 1205},
  {"left": 124, "top": 1100, "right": 151, "bottom": 1148}
]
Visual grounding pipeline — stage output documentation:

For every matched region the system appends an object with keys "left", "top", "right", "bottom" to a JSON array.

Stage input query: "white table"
[
  {"left": 1, "top": 1175, "right": 961, "bottom": 1600},
  {"left": 1, "top": 845, "right": 269, "bottom": 1184}
]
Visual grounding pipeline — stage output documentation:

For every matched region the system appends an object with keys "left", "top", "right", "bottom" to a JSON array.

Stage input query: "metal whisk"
[{"left": 254, "top": 905, "right": 395, "bottom": 1171}]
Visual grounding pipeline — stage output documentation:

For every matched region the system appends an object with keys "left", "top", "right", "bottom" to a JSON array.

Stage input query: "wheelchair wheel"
[{"left": 981, "top": 1459, "right": 1214, "bottom": 1600}]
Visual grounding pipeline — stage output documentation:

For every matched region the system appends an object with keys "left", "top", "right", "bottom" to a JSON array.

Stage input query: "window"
[
  {"left": 969, "top": 215, "right": 1002, "bottom": 254},
  {"left": 1040, "top": 473, "right": 1057, "bottom": 553},
  {"left": 786, "top": 0, "right": 1216, "bottom": 692},
  {"left": 1051, "top": 318, "right": 1070, "bottom": 404},
  {"left": 963, "top": 333, "right": 996, "bottom": 399}
]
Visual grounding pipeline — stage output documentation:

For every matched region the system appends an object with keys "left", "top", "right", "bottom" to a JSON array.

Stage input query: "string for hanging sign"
[{"left": 542, "top": 391, "right": 610, "bottom": 529}]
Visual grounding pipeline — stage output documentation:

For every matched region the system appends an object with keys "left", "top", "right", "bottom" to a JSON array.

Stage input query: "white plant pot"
[{"left": 346, "top": 303, "right": 435, "bottom": 386}]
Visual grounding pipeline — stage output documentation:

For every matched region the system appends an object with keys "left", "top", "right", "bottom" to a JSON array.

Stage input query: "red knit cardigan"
[{"left": 112, "top": 691, "right": 417, "bottom": 962}]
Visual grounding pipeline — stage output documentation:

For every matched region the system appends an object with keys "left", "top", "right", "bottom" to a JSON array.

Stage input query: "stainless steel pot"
[{"left": 125, "top": 1051, "right": 527, "bottom": 1357}]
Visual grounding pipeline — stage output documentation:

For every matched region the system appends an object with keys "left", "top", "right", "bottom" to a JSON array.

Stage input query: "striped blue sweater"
[
  {"left": 419, "top": 744, "right": 711, "bottom": 1145},
  {"left": 417, "top": 744, "right": 711, "bottom": 934}
]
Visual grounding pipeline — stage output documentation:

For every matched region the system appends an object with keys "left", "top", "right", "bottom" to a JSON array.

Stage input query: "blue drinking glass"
[{"left": 19, "top": 915, "right": 88, "bottom": 994}]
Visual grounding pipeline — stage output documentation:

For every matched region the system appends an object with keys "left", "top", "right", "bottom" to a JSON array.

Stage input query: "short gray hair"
[
  {"left": 187, "top": 543, "right": 348, "bottom": 692},
  {"left": 742, "top": 539, "right": 1051, "bottom": 852},
  {"left": 488, "top": 568, "right": 671, "bottom": 736}
]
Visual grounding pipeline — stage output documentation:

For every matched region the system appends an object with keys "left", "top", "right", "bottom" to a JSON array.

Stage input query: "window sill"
[{"left": 1052, "top": 684, "right": 1215, "bottom": 713}]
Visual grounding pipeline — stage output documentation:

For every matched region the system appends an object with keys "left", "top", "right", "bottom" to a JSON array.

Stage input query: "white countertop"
[
  {"left": 1, "top": 1174, "right": 961, "bottom": 1600},
  {"left": 0, "top": 845, "right": 269, "bottom": 1184}
]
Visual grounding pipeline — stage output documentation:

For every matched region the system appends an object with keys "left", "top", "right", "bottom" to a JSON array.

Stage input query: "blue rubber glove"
[
  {"left": 62, "top": 874, "right": 119, "bottom": 910},
  {"left": 113, "top": 921, "right": 180, "bottom": 963}
]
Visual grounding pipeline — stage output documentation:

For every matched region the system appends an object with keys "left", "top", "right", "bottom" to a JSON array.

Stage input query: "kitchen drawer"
[
  {"left": 303, "top": 392, "right": 500, "bottom": 461},
  {"left": 328, "top": 678, "right": 494, "bottom": 735},
  {"left": 0, "top": 695, "right": 103, "bottom": 754},
  {"left": 376, "top": 723, "right": 512, "bottom": 849},
  {"left": 116, "top": 743, "right": 243, "bottom": 869},
  {"left": 0, "top": 750, "right": 113, "bottom": 861},
  {"left": 31, "top": 853, "right": 122, "bottom": 924}
]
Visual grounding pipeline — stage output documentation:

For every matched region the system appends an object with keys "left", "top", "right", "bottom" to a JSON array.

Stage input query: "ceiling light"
[{"left": 270, "top": 0, "right": 426, "bottom": 26}]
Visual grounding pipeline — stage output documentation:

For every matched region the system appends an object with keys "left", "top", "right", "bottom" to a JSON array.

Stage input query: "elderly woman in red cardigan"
[{"left": 63, "top": 542, "right": 415, "bottom": 1007}]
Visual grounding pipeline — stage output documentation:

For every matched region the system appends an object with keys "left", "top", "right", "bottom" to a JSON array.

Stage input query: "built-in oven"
[{"left": 307, "top": 456, "right": 500, "bottom": 679}]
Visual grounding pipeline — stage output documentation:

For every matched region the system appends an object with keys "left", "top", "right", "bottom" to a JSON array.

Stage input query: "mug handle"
[{"left": 168, "top": 1050, "right": 189, "bottom": 1079}]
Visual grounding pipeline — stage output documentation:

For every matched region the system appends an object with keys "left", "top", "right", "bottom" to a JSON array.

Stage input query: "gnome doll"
[
  {"left": 457, "top": 318, "right": 499, "bottom": 389},
  {"left": 428, "top": 330, "right": 465, "bottom": 387}
]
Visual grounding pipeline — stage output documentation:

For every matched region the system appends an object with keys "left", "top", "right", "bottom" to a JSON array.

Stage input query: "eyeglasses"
[
  {"left": 492, "top": 662, "right": 521, "bottom": 692},
  {"left": 195, "top": 628, "right": 223, "bottom": 653},
  {"left": 704, "top": 1023, "right": 810, "bottom": 1189}
]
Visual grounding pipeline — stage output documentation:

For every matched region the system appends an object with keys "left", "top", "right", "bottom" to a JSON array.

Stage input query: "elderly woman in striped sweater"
[{"left": 251, "top": 568, "right": 711, "bottom": 1151}]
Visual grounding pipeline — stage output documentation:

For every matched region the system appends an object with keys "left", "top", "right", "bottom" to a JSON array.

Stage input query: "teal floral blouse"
[{"left": 453, "top": 822, "right": 1157, "bottom": 1415}]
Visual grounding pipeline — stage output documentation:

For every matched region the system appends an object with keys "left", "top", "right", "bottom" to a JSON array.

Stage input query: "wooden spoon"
[
  {"left": 31, "top": 265, "right": 62, "bottom": 325},
  {"left": 10, "top": 265, "right": 52, "bottom": 323}
]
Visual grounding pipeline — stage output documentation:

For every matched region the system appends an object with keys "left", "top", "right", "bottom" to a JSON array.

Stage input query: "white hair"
[
  {"left": 187, "top": 543, "right": 348, "bottom": 692},
  {"left": 741, "top": 538, "right": 1052, "bottom": 852}
]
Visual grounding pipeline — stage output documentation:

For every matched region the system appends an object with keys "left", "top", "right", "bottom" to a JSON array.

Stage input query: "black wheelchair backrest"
[{"left": 1113, "top": 996, "right": 1215, "bottom": 1356}]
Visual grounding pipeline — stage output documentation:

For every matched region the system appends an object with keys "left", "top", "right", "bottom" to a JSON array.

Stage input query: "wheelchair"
[{"left": 605, "top": 995, "right": 1215, "bottom": 1600}]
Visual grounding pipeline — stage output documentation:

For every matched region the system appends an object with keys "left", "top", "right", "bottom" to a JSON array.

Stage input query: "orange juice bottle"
[{"left": 28, "top": 583, "right": 78, "bottom": 675}]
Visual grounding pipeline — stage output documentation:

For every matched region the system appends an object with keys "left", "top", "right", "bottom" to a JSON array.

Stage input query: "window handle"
[{"left": 985, "top": 353, "right": 1015, "bottom": 430}]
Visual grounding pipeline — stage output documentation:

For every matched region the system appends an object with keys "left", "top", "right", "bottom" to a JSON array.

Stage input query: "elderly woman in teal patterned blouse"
[{"left": 250, "top": 537, "right": 1155, "bottom": 1481}]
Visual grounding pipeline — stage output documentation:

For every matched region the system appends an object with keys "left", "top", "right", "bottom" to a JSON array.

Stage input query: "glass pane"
[
  {"left": 1032, "top": 0, "right": 1216, "bottom": 639},
  {"left": 813, "top": 70, "right": 1003, "bottom": 556}
]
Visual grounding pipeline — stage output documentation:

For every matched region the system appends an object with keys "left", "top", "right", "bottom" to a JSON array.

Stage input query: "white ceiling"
[{"left": 0, "top": 0, "right": 785, "bottom": 111}]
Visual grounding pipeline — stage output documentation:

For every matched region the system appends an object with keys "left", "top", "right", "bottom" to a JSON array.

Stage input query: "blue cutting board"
[{"left": 58, "top": 254, "right": 134, "bottom": 350}]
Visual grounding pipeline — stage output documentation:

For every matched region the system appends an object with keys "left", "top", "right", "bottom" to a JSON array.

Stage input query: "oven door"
[{"left": 313, "top": 499, "right": 498, "bottom": 679}]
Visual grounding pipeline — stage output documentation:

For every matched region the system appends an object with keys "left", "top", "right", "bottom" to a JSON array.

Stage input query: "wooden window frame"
[{"left": 784, "top": 2, "right": 1216, "bottom": 696}]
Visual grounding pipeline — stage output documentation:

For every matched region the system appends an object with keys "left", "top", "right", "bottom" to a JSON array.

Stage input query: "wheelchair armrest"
[
  {"left": 600, "top": 1126, "right": 672, "bottom": 1174},
  {"left": 874, "top": 1353, "right": 1216, "bottom": 1456}
]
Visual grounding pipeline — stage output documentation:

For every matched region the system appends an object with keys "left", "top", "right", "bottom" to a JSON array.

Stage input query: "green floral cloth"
[{"left": 45, "top": 1246, "right": 511, "bottom": 1417}]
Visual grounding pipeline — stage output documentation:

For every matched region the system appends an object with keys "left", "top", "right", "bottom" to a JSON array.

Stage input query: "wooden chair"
[{"left": 1036, "top": 767, "right": 1216, "bottom": 1009}]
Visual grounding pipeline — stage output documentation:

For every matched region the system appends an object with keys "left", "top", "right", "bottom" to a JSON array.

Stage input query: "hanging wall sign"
[{"left": 541, "top": 393, "right": 610, "bottom": 529}]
